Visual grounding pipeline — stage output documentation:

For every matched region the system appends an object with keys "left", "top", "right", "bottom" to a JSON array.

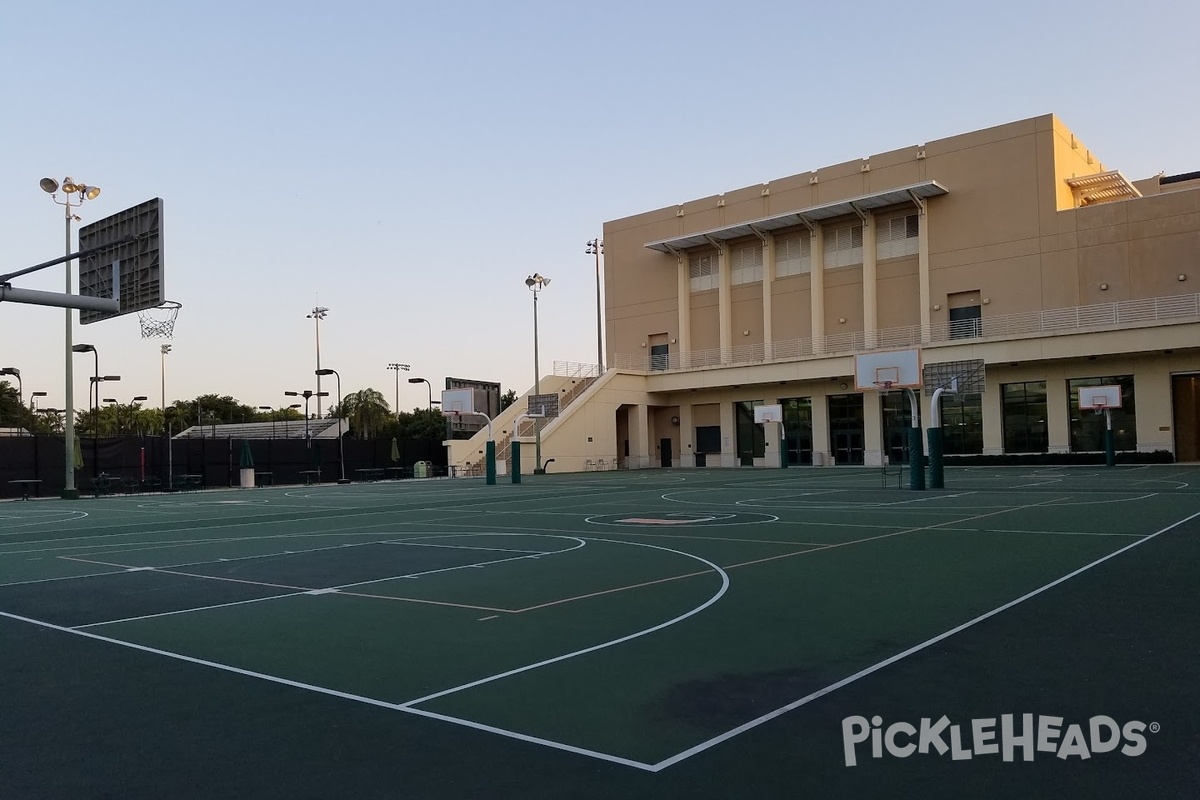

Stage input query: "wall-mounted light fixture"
[
  {"left": 670, "top": 337, "right": 677, "bottom": 344},
  {"left": 983, "top": 298, "right": 991, "bottom": 304},
  {"left": 838, "top": 317, "right": 846, "bottom": 324},
  {"left": 1100, "top": 283, "right": 1109, "bottom": 291},
  {"left": 1179, "top": 274, "right": 1187, "bottom": 282},
  {"left": 742, "top": 330, "right": 750, "bottom": 336}
]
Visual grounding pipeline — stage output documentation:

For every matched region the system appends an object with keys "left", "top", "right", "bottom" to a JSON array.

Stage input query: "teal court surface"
[{"left": 1, "top": 466, "right": 1198, "bottom": 799}]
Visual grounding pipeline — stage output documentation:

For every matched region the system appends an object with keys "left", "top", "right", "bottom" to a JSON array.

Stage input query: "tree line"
[{"left": 0, "top": 381, "right": 518, "bottom": 440}]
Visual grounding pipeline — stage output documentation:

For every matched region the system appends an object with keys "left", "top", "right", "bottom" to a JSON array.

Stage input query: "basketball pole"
[
  {"left": 906, "top": 388, "right": 926, "bottom": 491},
  {"left": 1104, "top": 408, "right": 1116, "bottom": 467},
  {"left": 927, "top": 387, "right": 948, "bottom": 489}
]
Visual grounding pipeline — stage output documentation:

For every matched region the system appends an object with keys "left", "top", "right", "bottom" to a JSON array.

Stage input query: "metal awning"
[
  {"left": 1065, "top": 170, "right": 1141, "bottom": 207},
  {"left": 645, "top": 180, "right": 949, "bottom": 253}
]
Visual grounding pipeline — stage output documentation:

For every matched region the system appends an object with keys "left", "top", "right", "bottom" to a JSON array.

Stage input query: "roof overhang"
[
  {"left": 645, "top": 180, "right": 949, "bottom": 253},
  {"left": 1065, "top": 170, "right": 1141, "bottom": 207}
]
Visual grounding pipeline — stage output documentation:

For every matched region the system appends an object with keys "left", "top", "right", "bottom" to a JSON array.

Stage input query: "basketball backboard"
[
  {"left": 855, "top": 348, "right": 922, "bottom": 391},
  {"left": 1079, "top": 385, "right": 1123, "bottom": 410},
  {"left": 754, "top": 404, "right": 783, "bottom": 423},
  {"left": 441, "top": 389, "right": 477, "bottom": 414},
  {"left": 78, "top": 198, "right": 164, "bottom": 324},
  {"left": 923, "top": 359, "right": 986, "bottom": 396}
]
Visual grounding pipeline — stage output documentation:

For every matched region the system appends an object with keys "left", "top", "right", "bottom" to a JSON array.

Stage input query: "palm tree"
[{"left": 336, "top": 387, "right": 391, "bottom": 439}]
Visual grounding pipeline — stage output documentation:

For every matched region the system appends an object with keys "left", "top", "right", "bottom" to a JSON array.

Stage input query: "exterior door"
[{"left": 660, "top": 438, "right": 672, "bottom": 468}]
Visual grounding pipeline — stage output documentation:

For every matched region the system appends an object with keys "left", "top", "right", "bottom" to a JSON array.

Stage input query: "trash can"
[{"left": 413, "top": 461, "right": 427, "bottom": 479}]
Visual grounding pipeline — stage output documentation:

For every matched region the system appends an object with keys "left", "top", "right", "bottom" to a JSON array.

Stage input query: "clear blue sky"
[{"left": 2, "top": 0, "right": 1196, "bottom": 415}]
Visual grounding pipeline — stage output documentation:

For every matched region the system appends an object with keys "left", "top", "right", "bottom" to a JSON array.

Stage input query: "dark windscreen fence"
[{"left": 0, "top": 435, "right": 448, "bottom": 499}]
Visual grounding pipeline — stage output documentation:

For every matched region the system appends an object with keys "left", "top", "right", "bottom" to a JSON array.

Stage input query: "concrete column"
[
  {"left": 862, "top": 211, "right": 877, "bottom": 349},
  {"left": 982, "top": 382, "right": 1003, "bottom": 455},
  {"left": 629, "top": 403, "right": 651, "bottom": 468},
  {"left": 717, "top": 243, "right": 732, "bottom": 362},
  {"left": 677, "top": 254, "right": 691, "bottom": 364},
  {"left": 719, "top": 399, "right": 737, "bottom": 467},
  {"left": 918, "top": 205, "right": 931, "bottom": 343},
  {"left": 1047, "top": 378, "right": 1070, "bottom": 453},
  {"left": 812, "top": 392, "right": 831, "bottom": 465},
  {"left": 762, "top": 234, "right": 775, "bottom": 360},
  {"left": 678, "top": 402, "right": 696, "bottom": 467},
  {"left": 863, "top": 389, "right": 883, "bottom": 466},
  {"left": 810, "top": 225, "right": 825, "bottom": 354}
]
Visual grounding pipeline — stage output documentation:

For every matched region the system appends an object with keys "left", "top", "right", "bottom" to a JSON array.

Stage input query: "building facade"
[{"left": 450, "top": 114, "right": 1200, "bottom": 473}]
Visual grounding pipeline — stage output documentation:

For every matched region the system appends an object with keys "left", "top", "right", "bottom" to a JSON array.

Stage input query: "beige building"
[{"left": 451, "top": 114, "right": 1200, "bottom": 474}]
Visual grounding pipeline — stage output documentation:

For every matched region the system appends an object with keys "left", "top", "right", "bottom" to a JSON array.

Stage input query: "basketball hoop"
[
  {"left": 138, "top": 300, "right": 181, "bottom": 339},
  {"left": 1091, "top": 397, "right": 1108, "bottom": 414},
  {"left": 874, "top": 380, "right": 895, "bottom": 395}
]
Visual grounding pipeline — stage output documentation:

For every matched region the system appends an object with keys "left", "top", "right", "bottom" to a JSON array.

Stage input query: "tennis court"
[{"left": 2, "top": 466, "right": 1197, "bottom": 799}]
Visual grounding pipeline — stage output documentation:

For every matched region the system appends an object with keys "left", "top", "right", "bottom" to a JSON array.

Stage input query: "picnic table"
[
  {"left": 9, "top": 479, "right": 41, "bottom": 500},
  {"left": 355, "top": 468, "right": 385, "bottom": 482}
]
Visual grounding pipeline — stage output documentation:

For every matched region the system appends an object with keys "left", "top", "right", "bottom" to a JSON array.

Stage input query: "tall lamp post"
[
  {"left": 42, "top": 176, "right": 102, "bottom": 498},
  {"left": 525, "top": 273, "right": 550, "bottom": 472},
  {"left": 284, "top": 390, "right": 328, "bottom": 453},
  {"left": 387, "top": 362, "right": 410, "bottom": 419},
  {"left": 258, "top": 406, "right": 276, "bottom": 438},
  {"left": 408, "top": 377, "right": 433, "bottom": 411},
  {"left": 315, "top": 368, "right": 349, "bottom": 483},
  {"left": 160, "top": 344, "right": 171, "bottom": 432},
  {"left": 307, "top": 306, "right": 329, "bottom": 417},
  {"left": 586, "top": 239, "right": 604, "bottom": 374}
]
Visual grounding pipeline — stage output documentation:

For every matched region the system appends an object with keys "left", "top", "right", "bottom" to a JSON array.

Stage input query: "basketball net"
[
  {"left": 874, "top": 380, "right": 895, "bottom": 396},
  {"left": 138, "top": 300, "right": 181, "bottom": 339}
]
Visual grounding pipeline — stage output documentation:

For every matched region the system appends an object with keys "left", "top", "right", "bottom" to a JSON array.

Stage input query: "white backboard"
[
  {"left": 1079, "top": 385, "right": 1123, "bottom": 410},
  {"left": 855, "top": 348, "right": 923, "bottom": 391},
  {"left": 441, "top": 389, "right": 476, "bottom": 414},
  {"left": 754, "top": 404, "right": 783, "bottom": 423}
]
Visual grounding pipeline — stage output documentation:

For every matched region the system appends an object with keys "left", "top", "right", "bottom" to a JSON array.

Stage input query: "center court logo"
[{"left": 841, "top": 714, "right": 1157, "bottom": 766}]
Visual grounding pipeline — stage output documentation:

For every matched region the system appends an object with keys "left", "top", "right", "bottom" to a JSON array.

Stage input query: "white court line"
[
  {"left": 0, "top": 569, "right": 128, "bottom": 588},
  {"left": 0, "top": 607, "right": 652, "bottom": 770},
  {"left": 648, "top": 506, "right": 1200, "bottom": 772},
  {"left": 938, "top": 527, "right": 1146, "bottom": 537},
  {"left": 72, "top": 591, "right": 311, "bottom": 629},
  {"left": 399, "top": 537, "right": 729, "bottom": 708}
]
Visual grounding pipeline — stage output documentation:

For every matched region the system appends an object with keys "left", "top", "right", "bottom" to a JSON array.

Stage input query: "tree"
[
  {"left": 396, "top": 407, "right": 447, "bottom": 440},
  {"left": 500, "top": 389, "right": 518, "bottom": 411},
  {"left": 0, "top": 380, "right": 28, "bottom": 430},
  {"left": 332, "top": 387, "right": 391, "bottom": 439}
]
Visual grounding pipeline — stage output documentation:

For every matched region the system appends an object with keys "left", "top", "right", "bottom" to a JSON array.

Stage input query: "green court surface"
[{"left": 1, "top": 466, "right": 1198, "bottom": 799}]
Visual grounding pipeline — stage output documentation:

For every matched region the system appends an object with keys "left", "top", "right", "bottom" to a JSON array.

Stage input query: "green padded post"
[
  {"left": 927, "top": 426, "right": 944, "bottom": 489},
  {"left": 485, "top": 440, "right": 496, "bottom": 485},
  {"left": 511, "top": 440, "right": 522, "bottom": 483},
  {"left": 1104, "top": 411, "right": 1116, "bottom": 467},
  {"left": 909, "top": 427, "right": 926, "bottom": 490}
]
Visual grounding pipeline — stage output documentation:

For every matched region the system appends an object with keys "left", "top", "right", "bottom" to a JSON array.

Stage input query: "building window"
[
  {"left": 731, "top": 243, "right": 763, "bottom": 285},
  {"left": 1068, "top": 376, "right": 1136, "bottom": 452},
  {"left": 689, "top": 252, "right": 718, "bottom": 292},
  {"left": 876, "top": 213, "right": 919, "bottom": 260},
  {"left": 1002, "top": 381, "right": 1048, "bottom": 453},
  {"left": 825, "top": 224, "right": 863, "bottom": 269},
  {"left": 735, "top": 400, "right": 765, "bottom": 466},
  {"left": 881, "top": 392, "right": 912, "bottom": 464},
  {"left": 780, "top": 396, "right": 813, "bottom": 465},
  {"left": 776, "top": 232, "right": 811, "bottom": 277},
  {"left": 949, "top": 305, "right": 982, "bottom": 339},
  {"left": 940, "top": 393, "right": 984, "bottom": 455},
  {"left": 828, "top": 393, "right": 866, "bottom": 465},
  {"left": 649, "top": 344, "right": 669, "bottom": 371}
]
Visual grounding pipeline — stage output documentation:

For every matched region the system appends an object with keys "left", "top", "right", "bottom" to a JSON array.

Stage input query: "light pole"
[
  {"left": 586, "top": 238, "right": 604, "bottom": 373},
  {"left": 525, "top": 273, "right": 550, "bottom": 472},
  {"left": 284, "top": 390, "right": 328, "bottom": 451},
  {"left": 259, "top": 406, "right": 276, "bottom": 438},
  {"left": 160, "top": 344, "right": 171, "bottom": 432},
  {"left": 408, "top": 377, "right": 433, "bottom": 411},
  {"left": 42, "top": 177, "right": 101, "bottom": 498},
  {"left": 307, "top": 306, "right": 329, "bottom": 418},
  {"left": 0, "top": 367, "right": 21, "bottom": 407},
  {"left": 388, "top": 362, "right": 410, "bottom": 419},
  {"left": 284, "top": 403, "right": 302, "bottom": 437},
  {"left": 316, "top": 368, "right": 349, "bottom": 483},
  {"left": 102, "top": 396, "right": 146, "bottom": 434}
]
